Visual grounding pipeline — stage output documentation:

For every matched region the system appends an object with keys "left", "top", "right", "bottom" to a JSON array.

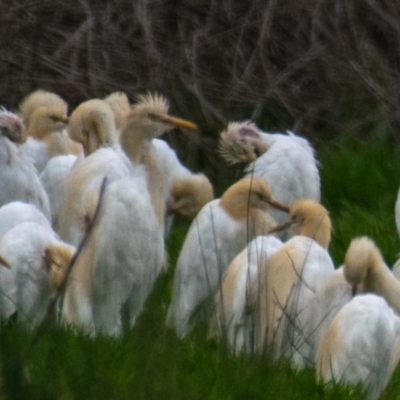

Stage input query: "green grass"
[{"left": 2, "top": 135, "right": 400, "bottom": 399}]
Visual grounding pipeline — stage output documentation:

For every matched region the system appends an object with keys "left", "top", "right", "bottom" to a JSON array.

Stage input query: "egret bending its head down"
[
  {"left": 0, "top": 222, "right": 75, "bottom": 327},
  {"left": 257, "top": 199, "right": 334, "bottom": 367},
  {"left": 219, "top": 121, "right": 267, "bottom": 164},
  {"left": 168, "top": 174, "right": 214, "bottom": 217},
  {"left": 219, "top": 121, "right": 320, "bottom": 231},
  {"left": 316, "top": 294, "right": 400, "bottom": 400},
  {"left": 0, "top": 107, "right": 25, "bottom": 144},
  {"left": 343, "top": 236, "right": 400, "bottom": 313},
  {"left": 68, "top": 99, "right": 119, "bottom": 157},
  {"left": 269, "top": 198, "right": 331, "bottom": 249}
]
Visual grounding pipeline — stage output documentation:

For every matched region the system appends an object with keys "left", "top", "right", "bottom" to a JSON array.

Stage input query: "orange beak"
[
  {"left": 0, "top": 255, "right": 11, "bottom": 269},
  {"left": 155, "top": 114, "right": 197, "bottom": 130},
  {"left": 267, "top": 220, "right": 294, "bottom": 235},
  {"left": 267, "top": 199, "right": 290, "bottom": 213}
]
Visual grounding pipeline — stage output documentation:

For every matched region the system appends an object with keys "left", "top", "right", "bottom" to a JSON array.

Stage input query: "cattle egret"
[
  {"left": 166, "top": 177, "right": 289, "bottom": 338},
  {"left": 0, "top": 116, "right": 51, "bottom": 219},
  {"left": 19, "top": 89, "right": 81, "bottom": 171},
  {"left": 39, "top": 154, "right": 78, "bottom": 230},
  {"left": 343, "top": 236, "right": 400, "bottom": 314},
  {"left": 103, "top": 95, "right": 212, "bottom": 228},
  {"left": 58, "top": 92, "right": 197, "bottom": 244},
  {"left": 167, "top": 174, "right": 214, "bottom": 218},
  {"left": 0, "top": 201, "right": 52, "bottom": 321},
  {"left": 316, "top": 294, "right": 400, "bottom": 400},
  {"left": 120, "top": 93, "right": 197, "bottom": 228},
  {"left": 152, "top": 138, "right": 214, "bottom": 234},
  {"left": 62, "top": 174, "right": 164, "bottom": 337},
  {"left": 219, "top": 121, "right": 320, "bottom": 231},
  {"left": 303, "top": 267, "right": 353, "bottom": 365},
  {"left": 256, "top": 199, "right": 334, "bottom": 367},
  {"left": 210, "top": 235, "right": 283, "bottom": 354},
  {"left": 58, "top": 147, "right": 132, "bottom": 245},
  {"left": 0, "top": 222, "right": 75, "bottom": 327},
  {"left": 68, "top": 99, "right": 119, "bottom": 157}
]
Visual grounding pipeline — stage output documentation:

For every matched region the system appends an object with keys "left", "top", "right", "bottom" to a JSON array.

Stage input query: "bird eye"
[
  {"left": 148, "top": 113, "right": 160, "bottom": 121},
  {"left": 254, "top": 148, "right": 261, "bottom": 158},
  {"left": 49, "top": 115, "right": 59, "bottom": 122}
]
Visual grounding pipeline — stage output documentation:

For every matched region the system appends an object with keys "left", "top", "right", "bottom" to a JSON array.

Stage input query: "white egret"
[
  {"left": 166, "top": 177, "right": 290, "bottom": 338},
  {"left": 316, "top": 294, "right": 400, "bottom": 400},
  {"left": 256, "top": 199, "right": 334, "bottom": 367},
  {"left": 343, "top": 236, "right": 400, "bottom": 314},
  {"left": 19, "top": 89, "right": 81, "bottom": 171},
  {"left": 219, "top": 121, "right": 320, "bottom": 232},
  {"left": 0, "top": 110, "right": 51, "bottom": 220},
  {"left": 39, "top": 154, "right": 78, "bottom": 230},
  {"left": 210, "top": 235, "right": 283, "bottom": 354},
  {"left": 0, "top": 222, "right": 75, "bottom": 327},
  {"left": 62, "top": 174, "right": 164, "bottom": 337}
]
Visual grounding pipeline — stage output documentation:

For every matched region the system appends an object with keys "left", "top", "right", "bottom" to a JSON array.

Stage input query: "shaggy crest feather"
[
  {"left": 134, "top": 92, "right": 169, "bottom": 116},
  {"left": 0, "top": 107, "right": 25, "bottom": 143},
  {"left": 219, "top": 121, "right": 261, "bottom": 164}
]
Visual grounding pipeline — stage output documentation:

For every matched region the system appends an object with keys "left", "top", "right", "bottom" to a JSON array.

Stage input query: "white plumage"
[
  {"left": 316, "top": 294, "right": 400, "bottom": 400},
  {"left": 58, "top": 147, "right": 132, "bottom": 245},
  {"left": 304, "top": 267, "right": 353, "bottom": 365},
  {"left": 153, "top": 138, "right": 214, "bottom": 234},
  {"left": 0, "top": 222, "right": 75, "bottom": 327},
  {"left": 39, "top": 154, "right": 78, "bottom": 230},
  {"left": 0, "top": 134, "right": 51, "bottom": 220},
  {"left": 0, "top": 201, "right": 53, "bottom": 322},
  {"left": 210, "top": 235, "right": 283, "bottom": 354},
  {"left": 391, "top": 186, "right": 400, "bottom": 277},
  {"left": 0, "top": 201, "right": 51, "bottom": 236},
  {"left": 219, "top": 121, "right": 320, "bottom": 230},
  {"left": 166, "top": 177, "right": 288, "bottom": 338},
  {"left": 62, "top": 174, "right": 165, "bottom": 337},
  {"left": 256, "top": 199, "right": 334, "bottom": 367},
  {"left": 59, "top": 93, "right": 199, "bottom": 245}
]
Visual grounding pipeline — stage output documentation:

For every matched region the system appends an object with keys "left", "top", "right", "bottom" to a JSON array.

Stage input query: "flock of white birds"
[{"left": 0, "top": 89, "right": 399, "bottom": 399}]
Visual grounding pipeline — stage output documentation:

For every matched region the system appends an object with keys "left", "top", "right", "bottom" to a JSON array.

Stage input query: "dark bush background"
[{"left": 1, "top": 0, "right": 400, "bottom": 187}]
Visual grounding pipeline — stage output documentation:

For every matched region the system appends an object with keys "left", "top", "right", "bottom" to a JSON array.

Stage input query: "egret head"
[
  {"left": 220, "top": 177, "right": 289, "bottom": 220},
  {"left": 68, "top": 99, "right": 117, "bottom": 156},
  {"left": 0, "top": 107, "right": 26, "bottom": 143},
  {"left": 44, "top": 242, "right": 76, "bottom": 291},
  {"left": 123, "top": 92, "right": 197, "bottom": 140},
  {"left": 269, "top": 199, "right": 331, "bottom": 248},
  {"left": 168, "top": 174, "right": 214, "bottom": 218},
  {"left": 343, "top": 237, "right": 382, "bottom": 295},
  {"left": 219, "top": 121, "right": 263, "bottom": 164},
  {"left": 19, "top": 90, "right": 69, "bottom": 138}
]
